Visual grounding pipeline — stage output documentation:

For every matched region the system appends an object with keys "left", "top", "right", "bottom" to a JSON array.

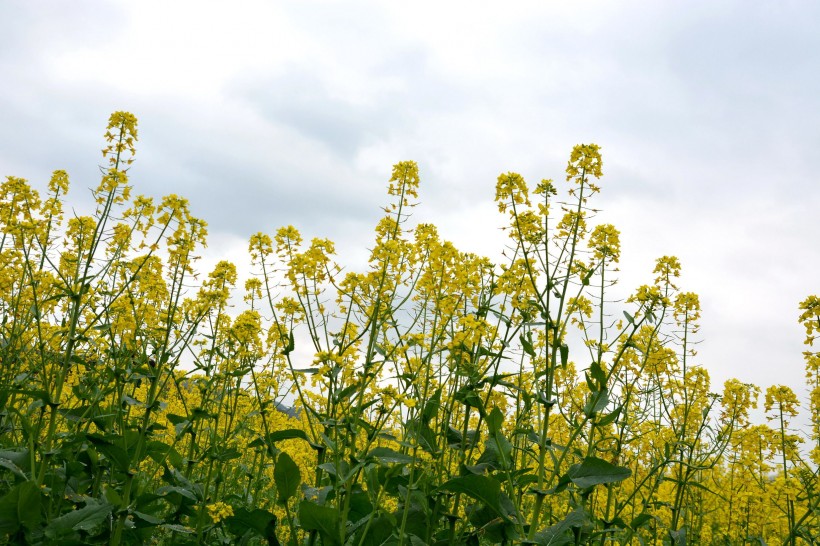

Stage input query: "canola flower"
[{"left": 206, "top": 502, "right": 234, "bottom": 523}]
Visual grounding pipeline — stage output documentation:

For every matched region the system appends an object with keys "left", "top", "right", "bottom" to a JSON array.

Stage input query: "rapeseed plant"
[{"left": 0, "top": 112, "right": 818, "bottom": 545}]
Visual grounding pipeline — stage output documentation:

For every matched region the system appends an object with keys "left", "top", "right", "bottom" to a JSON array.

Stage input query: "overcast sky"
[{"left": 2, "top": 1, "right": 818, "bottom": 414}]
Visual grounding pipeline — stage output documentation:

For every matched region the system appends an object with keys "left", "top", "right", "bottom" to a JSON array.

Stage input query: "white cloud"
[{"left": 2, "top": 0, "right": 819, "bottom": 408}]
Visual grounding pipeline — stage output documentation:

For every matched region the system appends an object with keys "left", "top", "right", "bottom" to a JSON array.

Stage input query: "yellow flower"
[
  {"left": 566, "top": 143, "right": 603, "bottom": 181},
  {"left": 494, "top": 172, "right": 530, "bottom": 214},
  {"left": 206, "top": 501, "right": 234, "bottom": 523},
  {"left": 764, "top": 385, "right": 800, "bottom": 417},
  {"left": 589, "top": 223, "right": 621, "bottom": 263},
  {"left": 387, "top": 160, "right": 420, "bottom": 207}
]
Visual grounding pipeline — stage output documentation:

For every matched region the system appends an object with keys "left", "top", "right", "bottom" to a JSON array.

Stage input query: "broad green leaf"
[
  {"left": 224, "top": 508, "right": 278, "bottom": 543},
  {"left": 520, "top": 333, "right": 536, "bottom": 358},
  {"left": 299, "top": 501, "right": 341, "bottom": 546},
  {"left": 468, "top": 504, "right": 518, "bottom": 543},
  {"left": 347, "top": 490, "right": 373, "bottom": 523},
  {"left": 283, "top": 330, "right": 295, "bottom": 355},
  {"left": 477, "top": 436, "right": 512, "bottom": 471},
  {"left": 367, "top": 447, "right": 415, "bottom": 465},
  {"left": 454, "top": 387, "right": 485, "bottom": 413},
  {"left": 568, "top": 456, "right": 631, "bottom": 489},
  {"left": 583, "top": 388, "right": 610, "bottom": 417},
  {"left": 208, "top": 445, "right": 241, "bottom": 462},
  {"left": 589, "top": 360, "right": 606, "bottom": 388},
  {"left": 90, "top": 441, "right": 131, "bottom": 473},
  {"left": 438, "top": 475, "right": 508, "bottom": 520},
  {"left": 132, "top": 510, "right": 163, "bottom": 526},
  {"left": 487, "top": 407, "right": 504, "bottom": 435},
  {"left": 267, "top": 429, "right": 310, "bottom": 444},
  {"left": 630, "top": 512, "right": 657, "bottom": 530},
  {"left": 333, "top": 383, "right": 358, "bottom": 404},
  {"left": 408, "top": 420, "right": 439, "bottom": 456},
  {"left": 156, "top": 485, "right": 199, "bottom": 501},
  {"left": 161, "top": 523, "right": 194, "bottom": 533},
  {"left": 45, "top": 499, "right": 113, "bottom": 537},
  {"left": 531, "top": 507, "right": 591, "bottom": 546},
  {"left": 595, "top": 406, "right": 622, "bottom": 427},
  {"left": 0, "top": 449, "right": 30, "bottom": 472},
  {"left": 274, "top": 452, "right": 300, "bottom": 504},
  {"left": 146, "top": 440, "right": 184, "bottom": 468},
  {"left": 446, "top": 426, "right": 463, "bottom": 446},
  {"left": 0, "top": 481, "right": 41, "bottom": 534},
  {"left": 393, "top": 506, "right": 429, "bottom": 542},
  {"left": 670, "top": 526, "right": 688, "bottom": 545},
  {"left": 0, "top": 457, "right": 27, "bottom": 480},
  {"left": 421, "top": 388, "right": 441, "bottom": 424},
  {"left": 355, "top": 515, "right": 393, "bottom": 546}
]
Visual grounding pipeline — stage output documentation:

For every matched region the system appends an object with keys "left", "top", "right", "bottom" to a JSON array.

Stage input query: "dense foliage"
[{"left": 0, "top": 112, "right": 818, "bottom": 545}]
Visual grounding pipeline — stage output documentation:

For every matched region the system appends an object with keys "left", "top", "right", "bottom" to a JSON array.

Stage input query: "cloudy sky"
[{"left": 2, "top": 1, "right": 818, "bottom": 413}]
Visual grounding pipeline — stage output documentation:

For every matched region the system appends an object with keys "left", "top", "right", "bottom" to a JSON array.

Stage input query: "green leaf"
[
  {"left": 0, "top": 457, "right": 27, "bottom": 480},
  {"left": 487, "top": 407, "right": 504, "bottom": 435},
  {"left": 86, "top": 437, "right": 131, "bottom": 473},
  {"left": 408, "top": 420, "right": 439, "bottom": 456},
  {"left": 347, "top": 490, "right": 373, "bottom": 524},
  {"left": 299, "top": 501, "right": 341, "bottom": 546},
  {"left": 146, "top": 440, "right": 184, "bottom": 468},
  {"left": 333, "top": 383, "right": 359, "bottom": 404},
  {"left": 589, "top": 360, "right": 606, "bottom": 389},
  {"left": 0, "top": 450, "right": 30, "bottom": 473},
  {"left": 454, "top": 386, "right": 485, "bottom": 413},
  {"left": 292, "top": 367, "right": 319, "bottom": 374},
  {"left": 156, "top": 485, "right": 199, "bottom": 501},
  {"left": 630, "top": 512, "right": 656, "bottom": 530},
  {"left": 468, "top": 503, "right": 518, "bottom": 543},
  {"left": 45, "top": 499, "right": 113, "bottom": 537},
  {"left": 595, "top": 406, "right": 621, "bottom": 427},
  {"left": 623, "top": 310, "right": 634, "bottom": 324},
  {"left": 274, "top": 453, "right": 300, "bottom": 504},
  {"left": 267, "top": 429, "right": 310, "bottom": 444},
  {"left": 355, "top": 515, "right": 393, "bottom": 546},
  {"left": 520, "top": 333, "right": 536, "bottom": 358},
  {"left": 670, "top": 526, "right": 687, "bottom": 545},
  {"left": 531, "top": 507, "right": 591, "bottom": 546},
  {"left": 0, "top": 481, "right": 42, "bottom": 534},
  {"left": 393, "top": 506, "right": 430, "bottom": 542},
  {"left": 438, "top": 475, "right": 508, "bottom": 520},
  {"left": 367, "top": 447, "right": 415, "bottom": 465},
  {"left": 58, "top": 405, "right": 93, "bottom": 422},
  {"left": 568, "top": 456, "right": 631, "bottom": 489},
  {"left": 162, "top": 523, "right": 194, "bottom": 533},
  {"left": 283, "top": 330, "right": 295, "bottom": 355},
  {"left": 132, "top": 510, "right": 163, "bottom": 526},
  {"left": 208, "top": 445, "right": 241, "bottom": 462},
  {"left": 224, "top": 508, "right": 278, "bottom": 544},
  {"left": 477, "top": 435, "right": 512, "bottom": 471},
  {"left": 559, "top": 343, "right": 569, "bottom": 367},
  {"left": 421, "top": 388, "right": 441, "bottom": 424},
  {"left": 583, "top": 388, "right": 610, "bottom": 418}
]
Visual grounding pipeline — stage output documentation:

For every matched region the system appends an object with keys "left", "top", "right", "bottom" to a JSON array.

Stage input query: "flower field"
[{"left": 0, "top": 112, "right": 818, "bottom": 545}]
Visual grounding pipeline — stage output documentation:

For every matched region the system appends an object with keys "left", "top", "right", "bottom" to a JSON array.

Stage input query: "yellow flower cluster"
[
  {"left": 589, "top": 223, "right": 621, "bottom": 263},
  {"left": 387, "top": 160, "right": 420, "bottom": 208},
  {"left": 494, "top": 172, "right": 530, "bottom": 214},
  {"left": 102, "top": 111, "right": 138, "bottom": 166},
  {"left": 206, "top": 501, "right": 234, "bottom": 523},
  {"left": 566, "top": 143, "right": 603, "bottom": 182}
]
